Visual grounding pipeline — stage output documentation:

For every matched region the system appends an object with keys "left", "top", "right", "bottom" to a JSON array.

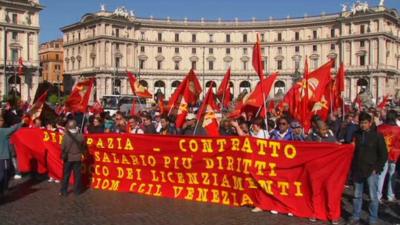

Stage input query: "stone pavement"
[{"left": 0, "top": 177, "right": 399, "bottom": 225}]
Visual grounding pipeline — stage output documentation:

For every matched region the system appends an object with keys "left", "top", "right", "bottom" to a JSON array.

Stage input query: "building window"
[
  {"left": 313, "top": 59, "right": 318, "bottom": 69},
  {"left": 140, "top": 32, "right": 145, "bottom": 41},
  {"left": 360, "top": 55, "right": 365, "bottom": 66},
  {"left": 243, "top": 48, "right": 248, "bottom": 55},
  {"left": 12, "top": 32, "right": 18, "bottom": 40},
  {"left": 12, "top": 13, "right": 17, "bottom": 24},
  {"left": 331, "top": 44, "right": 335, "bottom": 50},
  {"left": 158, "top": 47, "right": 162, "bottom": 53},
  {"left": 115, "top": 29, "right": 119, "bottom": 37},
  {"left": 140, "top": 46, "right": 145, "bottom": 53},
  {"left": 295, "top": 32, "right": 299, "bottom": 41},
  {"left": 175, "top": 62, "right": 179, "bottom": 70},
  {"left": 192, "top": 34, "right": 196, "bottom": 43},
  {"left": 158, "top": 33, "right": 162, "bottom": 41},
  {"left": 175, "top": 33, "right": 179, "bottom": 42},
  {"left": 243, "top": 34, "right": 247, "bottom": 43},
  {"left": 277, "top": 33, "right": 282, "bottom": 41},
  {"left": 261, "top": 47, "right": 265, "bottom": 54},
  {"left": 175, "top": 47, "right": 179, "bottom": 54},
  {"left": 139, "top": 60, "right": 145, "bottom": 69},
  {"left": 192, "top": 48, "right": 196, "bottom": 54},
  {"left": 295, "top": 46, "right": 300, "bottom": 53},
  {"left": 209, "top": 48, "right": 213, "bottom": 54},
  {"left": 56, "top": 54, "right": 59, "bottom": 61},
  {"left": 261, "top": 33, "right": 265, "bottom": 42},
  {"left": 157, "top": 61, "right": 162, "bottom": 70},
  {"left": 192, "top": 61, "right": 196, "bottom": 70},
  {"left": 11, "top": 49, "right": 18, "bottom": 62},
  {"left": 226, "top": 48, "right": 230, "bottom": 54},
  {"left": 264, "top": 60, "right": 268, "bottom": 72},
  {"left": 360, "top": 40, "right": 365, "bottom": 47},
  {"left": 278, "top": 47, "right": 282, "bottom": 54},
  {"left": 78, "top": 33, "right": 81, "bottom": 40},
  {"left": 226, "top": 34, "right": 230, "bottom": 43},
  {"left": 243, "top": 61, "right": 247, "bottom": 70},
  {"left": 115, "top": 57, "right": 121, "bottom": 67},
  {"left": 313, "top": 45, "right": 317, "bottom": 52},
  {"left": 209, "top": 34, "right": 213, "bottom": 43},
  {"left": 313, "top": 30, "right": 317, "bottom": 39},
  {"left": 277, "top": 60, "right": 282, "bottom": 70},
  {"left": 360, "top": 25, "right": 365, "bottom": 34},
  {"left": 331, "top": 29, "right": 335, "bottom": 38},
  {"left": 209, "top": 61, "right": 214, "bottom": 70}
]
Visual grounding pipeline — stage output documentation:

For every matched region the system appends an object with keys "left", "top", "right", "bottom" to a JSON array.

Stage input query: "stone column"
[
  {"left": 351, "top": 41, "right": 356, "bottom": 67},
  {"left": 378, "top": 38, "right": 386, "bottom": 68},
  {"left": 349, "top": 78, "right": 357, "bottom": 101}
]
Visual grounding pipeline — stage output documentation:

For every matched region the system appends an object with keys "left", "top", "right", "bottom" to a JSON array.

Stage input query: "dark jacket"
[
  {"left": 159, "top": 125, "right": 177, "bottom": 135},
  {"left": 143, "top": 124, "right": 157, "bottom": 134},
  {"left": 351, "top": 129, "right": 388, "bottom": 182},
  {"left": 62, "top": 130, "right": 85, "bottom": 162},
  {"left": 306, "top": 132, "right": 337, "bottom": 143},
  {"left": 87, "top": 124, "right": 105, "bottom": 134}
]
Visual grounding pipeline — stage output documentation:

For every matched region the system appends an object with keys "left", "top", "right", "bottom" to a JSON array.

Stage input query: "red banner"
[{"left": 11, "top": 129, "right": 354, "bottom": 221}]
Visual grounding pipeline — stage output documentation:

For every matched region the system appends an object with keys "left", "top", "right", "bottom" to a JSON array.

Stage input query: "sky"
[{"left": 39, "top": 0, "right": 400, "bottom": 43}]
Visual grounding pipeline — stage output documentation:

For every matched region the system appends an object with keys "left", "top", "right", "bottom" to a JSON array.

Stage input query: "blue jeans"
[
  {"left": 353, "top": 173, "right": 379, "bottom": 224},
  {"left": 377, "top": 161, "right": 397, "bottom": 201}
]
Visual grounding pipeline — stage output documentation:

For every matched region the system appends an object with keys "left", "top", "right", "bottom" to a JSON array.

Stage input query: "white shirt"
[{"left": 251, "top": 129, "right": 270, "bottom": 139}]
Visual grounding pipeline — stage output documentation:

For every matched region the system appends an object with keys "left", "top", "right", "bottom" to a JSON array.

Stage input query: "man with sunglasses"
[{"left": 270, "top": 117, "right": 295, "bottom": 141}]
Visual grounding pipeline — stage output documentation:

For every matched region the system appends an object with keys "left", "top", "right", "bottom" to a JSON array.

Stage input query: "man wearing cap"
[
  {"left": 291, "top": 121, "right": 305, "bottom": 141},
  {"left": 181, "top": 113, "right": 206, "bottom": 136}
]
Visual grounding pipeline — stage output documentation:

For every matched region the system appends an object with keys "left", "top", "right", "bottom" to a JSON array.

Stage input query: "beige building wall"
[
  {"left": 61, "top": 5, "right": 400, "bottom": 104},
  {"left": 0, "top": 0, "right": 43, "bottom": 102}
]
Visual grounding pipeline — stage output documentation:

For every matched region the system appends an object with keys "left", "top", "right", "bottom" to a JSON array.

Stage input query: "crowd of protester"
[{"left": 0, "top": 101, "right": 399, "bottom": 225}]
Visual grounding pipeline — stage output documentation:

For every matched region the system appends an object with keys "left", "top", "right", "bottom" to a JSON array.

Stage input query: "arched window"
[
  {"left": 154, "top": 80, "right": 165, "bottom": 95},
  {"left": 239, "top": 81, "right": 251, "bottom": 94},
  {"left": 357, "top": 78, "right": 368, "bottom": 93},
  {"left": 274, "top": 80, "right": 285, "bottom": 98},
  {"left": 113, "top": 78, "right": 121, "bottom": 95},
  {"left": 229, "top": 81, "right": 234, "bottom": 98},
  {"left": 171, "top": 80, "right": 181, "bottom": 93},
  {"left": 139, "top": 80, "right": 148, "bottom": 89}
]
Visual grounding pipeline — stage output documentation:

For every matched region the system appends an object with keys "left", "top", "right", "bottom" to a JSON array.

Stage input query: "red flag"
[
  {"left": 331, "top": 63, "right": 345, "bottom": 112},
  {"left": 281, "top": 59, "right": 334, "bottom": 127},
  {"left": 377, "top": 95, "right": 389, "bottom": 110},
  {"left": 28, "top": 90, "right": 48, "bottom": 120},
  {"left": 18, "top": 57, "right": 24, "bottom": 76},
  {"left": 268, "top": 100, "right": 275, "bottom": 113},
  {"left": 216, "top": 68, "right": 232, "bottom": 109},
  {"left": 158, "top": 95, "right": 165, "bottom": 115},
  {"left": 174, "top": 70, "right": 203, "bottom": 128},
  {"left": 197, "top": 83, "right": 220, "bottom": 136},
  {"left": 90, "top": 101, "right": 104, "bottom": 114},
  {"left": 65, "top": 78, "right": 95, "bottom": 113},
  {"left": 311, "top": 81, "right": 332, "bottom": 121},
  {"left": 182, "top": 69, "right": 202, "bottom": 105},
  {"left": 239, "top": 73, "right": 278, "bottom": 118},
  {"left": 167, "top": 76, "right": 188, "bottom": 113},
  {"left": 127, "top": 72, "right": 152, "bottom": 98},
  {"left": 130, "top": 99, "right": 136, "bottom": 116},
  {"left": 252, "top": 33, "right": 265, "bottom": 81},
  {"left": 300, "top": 58, "right": 310, "bottom": 131},
  {"left": 353, "top": 95, "right": 363, "bottom": 111}
]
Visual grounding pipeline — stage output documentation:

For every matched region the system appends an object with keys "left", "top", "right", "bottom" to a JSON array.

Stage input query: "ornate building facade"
[
  {"left": 0, "top": 0, "right": 42, "bottom": 102},
  {"left": 61, "top": 2, "right": 400, "bottom": 104},
  {"left": 39, "top": 39, "right": 64, "bottom": 86}
]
